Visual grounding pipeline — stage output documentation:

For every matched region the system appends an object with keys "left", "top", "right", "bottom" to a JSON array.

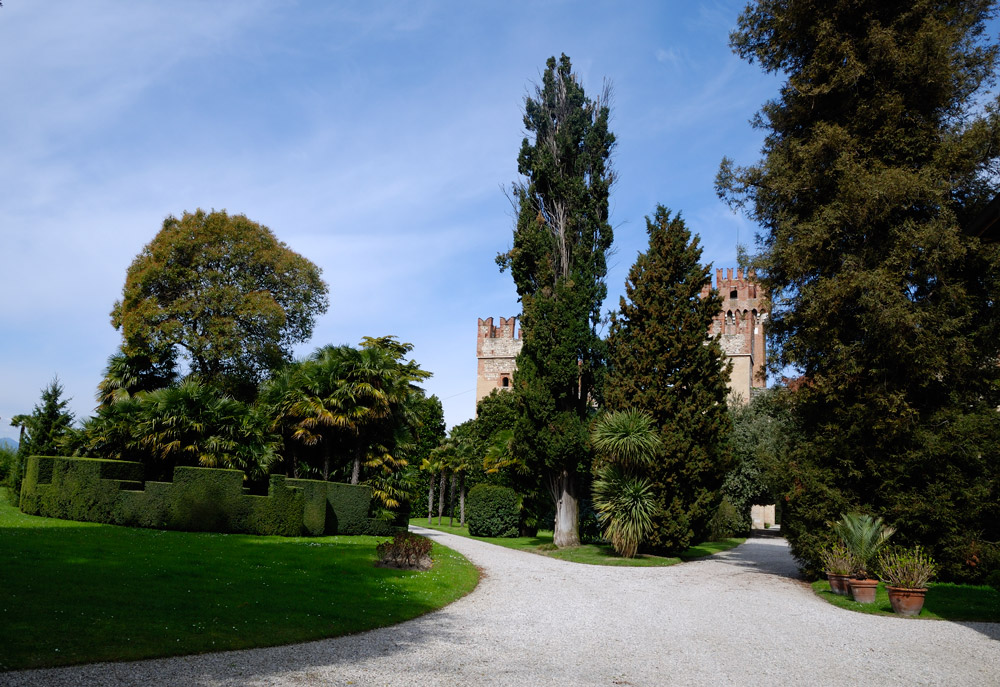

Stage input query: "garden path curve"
[{"left": 3, "top": 527, "right": 999, "bottom": 686}]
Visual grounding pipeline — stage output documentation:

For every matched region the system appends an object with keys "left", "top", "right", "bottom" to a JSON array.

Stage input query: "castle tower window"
[
  {"left": 501, "top": 376, "right": 510, "bottom": 388},
  {"left": 730, "top": 289, "right": 738, "bottom": 299}
]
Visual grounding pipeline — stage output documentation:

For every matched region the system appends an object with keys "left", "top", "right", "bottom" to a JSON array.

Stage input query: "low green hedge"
[
  {"left": 466, "top": 484, "right": 519, "bottom": 538},
  {"left": 19, "top": 455, "right": 391, "bottom": 537}
]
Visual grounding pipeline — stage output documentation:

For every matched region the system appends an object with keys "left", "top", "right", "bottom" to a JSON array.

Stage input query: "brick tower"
[
  {"left": 705, "top": 267, "right": 767, "bottom": 404},
  {"left": 475, "top": 316, "right": 523, "bottom": 405}
]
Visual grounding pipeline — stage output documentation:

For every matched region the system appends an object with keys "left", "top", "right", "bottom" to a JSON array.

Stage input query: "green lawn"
[
  {"left": 410, "top": 517, "right": 745, "bottom": 566},
  {"left": 811, "top": 580, "right": 1000, "bottom": 622},
  {"left": 0, "top": 494, "right": 479, "bottom": 672}
]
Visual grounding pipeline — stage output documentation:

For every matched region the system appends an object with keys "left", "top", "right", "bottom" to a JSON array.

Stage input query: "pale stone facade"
[{"left": 475, "top": 316, "right": 522, "bottom": 405}]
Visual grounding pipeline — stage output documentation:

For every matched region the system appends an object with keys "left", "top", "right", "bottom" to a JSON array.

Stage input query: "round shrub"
[{"left": 466, "top": 484, "right": 519, "bottom": 538}]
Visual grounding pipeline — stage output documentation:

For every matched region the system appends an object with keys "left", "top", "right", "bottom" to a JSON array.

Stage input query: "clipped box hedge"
[
  {"left": 19, "top": 455, "right": 393, "bottom": 537},
  {"left": 466, "top": 484, "right": 519, "bottom": 538}
]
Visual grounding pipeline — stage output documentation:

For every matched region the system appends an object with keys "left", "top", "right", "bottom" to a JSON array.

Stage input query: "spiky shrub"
[
  {"left": 877, "top": 545, "right": 938, "bottom": 589},
  {"left": 831, "top": 512, "right": 894, "bottom": 579},
  {"left": 820, "top": 541, "right": 856, "bottom": 576},
  {"left": 592, "top": 465, "right": 658, "bottom": 558},
  {"left": 375, "top": 531, "right": 433, "bottom": 570}
]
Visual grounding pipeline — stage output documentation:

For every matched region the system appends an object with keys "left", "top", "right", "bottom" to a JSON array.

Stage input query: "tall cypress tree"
[
  {"left": 605, "top": 206, "right": 732, "bottom": 553},
  {"left": 499, "top": 54, "right": 615, "bottom": 548},
  {"left": 718, "top": 1, "right": 1000, "bottom": 579}
]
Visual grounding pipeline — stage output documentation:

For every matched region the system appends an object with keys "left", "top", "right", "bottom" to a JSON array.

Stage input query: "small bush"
[
  {"left": 466, "top": 484, "right": 519, "bottom": 538},
  {"left": 375, "top": 531, "right": 432, "bottom": 570},
  {"left": 707, "top": 496, "right": 745, "bottom": 541},
  {"left": 820, "top": 542, "right": 856, "bottom": 575},
  {"left": 877, "top": 545, "right": 938, "bottom": 589}
]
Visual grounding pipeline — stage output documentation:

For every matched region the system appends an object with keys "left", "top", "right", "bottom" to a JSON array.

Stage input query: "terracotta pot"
[
  {"left": 848, "top": 578, "right": 879, "bottom": 603},
  {"left": 826, "top": 572, "right": 851, "bottom": 596},
  {"left": 886, "top": 586, "right": 928, "bottom": 616}
]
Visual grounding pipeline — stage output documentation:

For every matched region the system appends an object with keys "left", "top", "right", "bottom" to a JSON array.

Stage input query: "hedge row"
[{"left": 19, "top": 455, "right": 394, "bottom": 537}]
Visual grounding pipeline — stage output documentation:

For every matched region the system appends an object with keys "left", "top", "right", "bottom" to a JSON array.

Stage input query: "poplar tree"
[
  {"left": 498, "top": 54, "right": 615, "bottom": 548},
  {"left": 605, "top": 206, "right": 732, "bottom": 553},
  {"left": 718, "top": 0, "right": 1000, "bottom": 579}
]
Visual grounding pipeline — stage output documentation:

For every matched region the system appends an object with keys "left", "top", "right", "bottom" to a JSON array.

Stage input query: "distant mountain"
[{"left": 0, "top": 437, "right": 18, "bottom": 451}]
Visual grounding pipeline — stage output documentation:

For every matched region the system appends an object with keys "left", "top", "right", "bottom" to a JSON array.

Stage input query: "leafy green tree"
[
  {"left": 718, "top": 0, "right": 1000, "bottom": 579},
  {"left": 499, "top": 54, "right": 615, "bottom": 548},
  {"left": 724, "top": 387, "right": 792, "bottom": 531},
  {"left": 605, "top": 207, "right": 732, "bottom": 553},
  {"left": 112, "top": 209, "right": 329, "bottom": 400}
]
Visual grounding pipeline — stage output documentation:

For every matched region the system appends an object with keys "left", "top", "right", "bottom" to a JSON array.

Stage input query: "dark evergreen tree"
[
  {"left": 9, "top": 378, "right": 75, "bottom": 503},
  {"left": 718, "top": 0, "right": 1000, "bottom": 580},
  {"left": 605, "top": 206, "right": 732, "bottom": 553},
  {"left": 498, "top": 54, "right": 615, "bottom": 547}
]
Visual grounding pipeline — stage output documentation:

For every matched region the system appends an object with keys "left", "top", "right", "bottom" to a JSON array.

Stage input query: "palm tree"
[
  {"left": 420, "top": 453, "right": 445, "bottom": 524},
  {"left": 831, "top": 512, "right": 895, "bottom": 579},
  {"left": 590, "top": 409, "right": 662, "bottom": 558}
]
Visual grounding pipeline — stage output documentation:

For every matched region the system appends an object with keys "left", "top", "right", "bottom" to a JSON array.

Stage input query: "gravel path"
[{"left": 3, "top": 527, "right": 999, "bottom": 686}]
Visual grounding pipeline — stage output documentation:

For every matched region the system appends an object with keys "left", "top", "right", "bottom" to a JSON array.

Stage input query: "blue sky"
[{"left": 0, "top": 1, "right": 782, "bottom": 441}]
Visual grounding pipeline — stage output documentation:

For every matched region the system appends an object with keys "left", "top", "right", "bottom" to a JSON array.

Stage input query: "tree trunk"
[
  {"left": 427, "top": 476, "right": 434, "bottom": 524},
  {"left": 350, "top": 454, "right": 360, "bottom": 485},
  {"left": 323, "top": 445, "right": 331, "bottom": 481},
  {"left": 448, "top": 474, "right": 456, "bottom": 527},
  {"left": 437, "top": 472, "right": 446, "bottom": 525},
  {"left": 551, "top": 469, "right": 580, "bottom": 548},
  {"left": 459, "top": 472, "right": 466, "bottom": 525}
]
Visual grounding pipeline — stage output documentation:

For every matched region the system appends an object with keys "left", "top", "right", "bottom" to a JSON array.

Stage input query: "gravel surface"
[{"left": 3, "top": 526, "right": 999, "bottom": 686}]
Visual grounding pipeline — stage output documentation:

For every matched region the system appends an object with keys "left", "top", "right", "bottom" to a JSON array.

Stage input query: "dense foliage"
[
  {"left": 605, "top": 207, "right": 732, "bottom": 554},
  {"left": 466, "top": 483, "right": 520, "bottom": 538},
  {"left": 112, "top": 209, "right": 329, "bottom": 399},
  {"left": 718, "top": 0, "right": 1000, "bottom": 580},
  {"left": 499, "top": 54, "right": 615, "bottom": 548},
  {"left": 723, "top": 387, "right": 791, "bottom": 532}
]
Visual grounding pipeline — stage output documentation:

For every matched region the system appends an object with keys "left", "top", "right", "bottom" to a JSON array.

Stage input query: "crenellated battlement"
[{"left": 478, "top": 316, "right": 521, "bottom": 342}]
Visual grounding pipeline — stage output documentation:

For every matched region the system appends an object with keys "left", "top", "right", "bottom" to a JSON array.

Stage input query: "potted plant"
[
  {"left": 820, "top": 541, "right": 855, "bottom": 595},
  {"left": 877, "top": 545, "right": 938, "bottom": 616},
  {"left": 831, "top": 512, "right": 895, "bottom": 603}
]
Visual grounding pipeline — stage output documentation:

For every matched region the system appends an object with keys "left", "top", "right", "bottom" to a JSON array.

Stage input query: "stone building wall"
[
  {"left": 704, "top": 267, "right": 767, "bottom": 404},
  {"left": 476, "top": 268, "right": 766, "bottom": 409},
  {"left": 475, "top": 316, "right": 523, "bottom": 405}
]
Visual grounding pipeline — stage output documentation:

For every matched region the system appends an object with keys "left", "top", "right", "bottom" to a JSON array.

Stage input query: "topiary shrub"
[{"left": 466, "top": 484, "right": 519, "bottom": 538}]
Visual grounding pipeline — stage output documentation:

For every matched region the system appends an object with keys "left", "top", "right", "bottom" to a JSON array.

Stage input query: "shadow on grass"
[{"left": 0, "top": 503, "right": 477, "bottom": 673}]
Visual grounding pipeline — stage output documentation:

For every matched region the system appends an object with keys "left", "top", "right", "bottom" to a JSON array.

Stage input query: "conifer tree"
[
  {"left": 499, "top": 54, "right": 615, "bottom": 547},
  {"left": 605, "top": 206, "right": 732, "bottom": 553},
  {"left": 718, "top": 0, "right": 1000, "bottom": 579}
]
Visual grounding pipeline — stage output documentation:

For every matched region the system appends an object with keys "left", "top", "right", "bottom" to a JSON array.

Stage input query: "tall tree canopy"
[
  {"left": 112, "top": 209, "right": 329, "bottom": 400},
  {"left": 718, "top": 0, "right": 1000, "bottom": 579},
  {"left": 605, "top": 206, "right": 732, "bottom": 553},
  {"left": 498, "top": 54, "right": 615, "bottom": 547}
]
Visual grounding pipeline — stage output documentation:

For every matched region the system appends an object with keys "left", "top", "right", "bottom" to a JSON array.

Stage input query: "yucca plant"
[
  {"left": 830, "top": 512, "right": 895, "bottom": 579},
  {"left": 592, "top": 465, "right": 658, "bottom": 559},
  {"left": 591, "top": 409, "right": 662, "bottom": 558}
]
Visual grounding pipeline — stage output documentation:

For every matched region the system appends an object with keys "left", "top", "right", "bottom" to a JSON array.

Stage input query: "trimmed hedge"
[
  {"left": 19, "top": 455, "right": 390, "bottom": 537},
  {"left": 466, "top": 484, "right": 519, "bottom": 538}
]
